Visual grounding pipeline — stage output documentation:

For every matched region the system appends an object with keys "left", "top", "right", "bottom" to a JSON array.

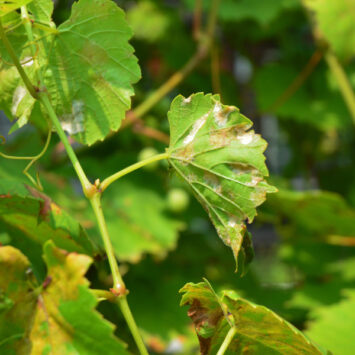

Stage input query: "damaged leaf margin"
[{"left": 167, "top": 93, "right": 277, "bottom": 273}]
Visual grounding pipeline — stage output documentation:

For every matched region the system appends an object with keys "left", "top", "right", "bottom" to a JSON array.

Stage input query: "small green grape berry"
[
  {"left": 167, "top": 188, "right": 190, "bottom": 213},
  {"left": 138, "top": 147, "right": 159, "bottom": 171}
]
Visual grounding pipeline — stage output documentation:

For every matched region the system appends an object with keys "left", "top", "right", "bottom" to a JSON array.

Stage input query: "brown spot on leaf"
[{"left": 26, "top": 186, "right": 52, "bottom": 219}]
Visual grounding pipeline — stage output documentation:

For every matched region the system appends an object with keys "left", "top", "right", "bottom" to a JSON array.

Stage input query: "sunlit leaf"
[
  {"left": 45, "top": 0, "right": 141, "bottom": 145},
  {"left": 0, "top": 0, "right": 32, "bottom": 17},
  {"left": 180, "top": 280, "right": 327, "bottom": 354},
  {"left": 306, "top": 290, "right": 355, "bottom": 355},
  {"left": 0, "top": 246, "right": 37, "bottom": 355},
  {"left": 306, "top": 0, "right": 355, "bottom": 59},
  {"left": 0, "top": 243, "right": 130, "bottom": 354},
  {"left": 167, "top": 93, "right": 276, "bottom": 273}
]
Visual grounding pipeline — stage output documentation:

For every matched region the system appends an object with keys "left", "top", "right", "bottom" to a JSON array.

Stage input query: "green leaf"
[
  {"left": 306, "top": 290, "right": 355, "bottom": 355},
  {"left": 0, "top": 243, "right": 130, "bottom": 354},
  {"left": 0, "top": 0, "right": 32, "bottom": 16},
  {"left": 306, "top": 0, "right": 355, "bottom": 59},
  {"left": 127, "top": 1, "right": 171, "bottom": 43},
  {"left": 0, "top": 179, "right": 98, "bottom": 277},
  {"left": 0, "top": 246, "right": 37, "bottom": 355},
  {"left": 167, "top": 93, "right": 276, "bottom": 273},
  {"left": 45, "top": 0, "right": 141, "bottom": 145},
  {"left": 27, "top": 0, "right": 54, "bottom": 25},
  {"left": 180, "top": 280, "right": 327, "bottom": 355},
  {"left": 253, "top": 63, "right": 353, "bottom": 130},
  {"left": 103, "top": 179, "right": 183, "bottom": 263}
]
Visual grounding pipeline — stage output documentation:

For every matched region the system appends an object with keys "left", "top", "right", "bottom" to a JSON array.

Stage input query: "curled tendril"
[{"left": 0, "top": 121, "right": 52, "bottom": 191}]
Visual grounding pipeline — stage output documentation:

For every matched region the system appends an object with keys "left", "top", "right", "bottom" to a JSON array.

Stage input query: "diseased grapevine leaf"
[
  {"left": 0, "top": 243, "right": 130, "bottom": 354},
  {"left": 306, "top": 290, "right": 355, "bottom": 355},
  {"left": 305, "top": 0, "right": 355, "bottom": 59},
  {"left": 45, "top": 0, "right": 141, "bottom": 145},
  {"left": 167, "top": 93, "right": 276, "bottom": 273},
  {"left": 0, "top": 179, "right": 98, "bottom": 278},
  {"left": 0, "top": 246, "right": 37, "bottom": 355},
  {"left": 180, "top": 281, "right": 327, "bottom": 355},
  {"left": 0, "top": 0, "right": 32, "bottom": 16}
]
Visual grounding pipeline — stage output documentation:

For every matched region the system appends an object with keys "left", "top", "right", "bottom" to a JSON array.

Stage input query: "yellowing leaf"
[
  {"left": 167, "top": 93, "right": 276, "bottom": 273},
  {"left": 180, "top": 280, "right": 327, "bottom": 354},
  {"left": 0, "top": 243, "right": 130, "bottom": 354},
  {"left": 0, "top": 0, "right": 32, "bottom": 17}
]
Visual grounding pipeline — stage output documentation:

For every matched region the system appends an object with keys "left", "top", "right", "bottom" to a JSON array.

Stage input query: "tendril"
[{"left": 0, "top": 121, "right": 52, "bottom": 190}]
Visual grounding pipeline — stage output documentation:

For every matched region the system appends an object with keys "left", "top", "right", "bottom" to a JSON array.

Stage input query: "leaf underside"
[{"left": 167, "top": 93, "right": 276, "bottom": 273}]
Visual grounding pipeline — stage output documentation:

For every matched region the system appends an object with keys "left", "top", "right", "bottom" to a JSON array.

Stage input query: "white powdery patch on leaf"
[
  {"left": 11, "top": 86, "right": 27, "bottom": 116},
  {"left": 60, "top": 100, "right": 85, "bottom": 135},
  {"left": 183, "top": 111, "right": 209, "bottom": 145}
]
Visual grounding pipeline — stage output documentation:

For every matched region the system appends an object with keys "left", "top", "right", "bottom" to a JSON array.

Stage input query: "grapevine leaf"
[
  {"left": 0, "top": 179, "right": 98, "bottom": 277},
  {"left": 306, "top": 290, "right": 355, "bottom": 355},
  {"left": 180, "top": 281, "right": 328, "bottom": 355},
  {"left": 103, "top": 179, "right": 183, "bottom": 263},
  {"left": 0, "top": 10, "right": 47, "bottom": 133},
  {"left": 127, "top": 1, "right": 171, "bottom": 43},
  {"left": 167, "top": 93, "right": 276, "bottom": 273},
  {"left": 306, "top": 0, "right": 355, "bottom": 59},
  {"left": 30, "top": 241, "right": 130, "bottom": 354},
  {"left": 0, "top": 246, "right": 37, "bottom": 355},
  {"left": 27, "top": 0, "right": 53, "bottom": 25},
  {"left": 0, "top": 0, "right": 32, "bottom": 17},
  {"left": 45, "top": 0, "right": 141, "bottom": 145},
  {"left": 0, "top": 243, "right": 130, "bottom": 354}
]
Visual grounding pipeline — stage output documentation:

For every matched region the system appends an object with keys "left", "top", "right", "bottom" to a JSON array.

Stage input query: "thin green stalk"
[
  {"left": 91, "top": 289, "right": 117, "bottom": 302},
  {"left": 125, "top": 0, "right": 221, "bottom": 126},
  {"left": 21, "top": 6, "right": 42, "bottom": 79},
  {"left": 0, "top": 18, "right": 38, "bottom": 98},
  {"left": 90, "top": 194, "right": 148, "bottom": 355},
  {"left": 38, "top": 94, "right": 92, "bottom": 195},
  {"left": 325, "top": 51, "right": 355, "bottom": 125},
  {"left": 216, "top": 326, "right": 237, "bottom": 355},
  {"left": 90, "top": 194, "right": 124, "bottom": 288},
  {"left": 1, "top": 16, "right": 149, "bottom": 355},
  {"left": 101, "top": 152, "right": 169, "bottom": 192}
]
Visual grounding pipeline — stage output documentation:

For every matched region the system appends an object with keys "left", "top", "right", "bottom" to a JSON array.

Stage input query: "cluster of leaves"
[{"left": 0, "top": 0, "right": 355, "bottom": 354}]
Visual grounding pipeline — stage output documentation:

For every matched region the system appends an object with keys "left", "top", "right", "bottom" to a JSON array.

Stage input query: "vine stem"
[
  {"left": 100, "top": 152, "right": 169, "bottom": 192},
  {"left": 216, "top": 326, "right": 237, "bottom": 355},
  {"left": 90, "top": 194, "right": 149, "bottom": 355},
  {"left": 0, "top": 16, "right": 149, "bottom": 355},
  {"left": 325, "top": 52, "right": 355, "bottom": 125},
  {"left": 0, "top": 17, "right": 37, "bottom": 99}
]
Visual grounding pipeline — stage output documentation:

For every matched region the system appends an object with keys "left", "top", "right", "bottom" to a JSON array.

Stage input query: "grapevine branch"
[{"left": 0, "top": 11, "right": 148, "bottom": 355}]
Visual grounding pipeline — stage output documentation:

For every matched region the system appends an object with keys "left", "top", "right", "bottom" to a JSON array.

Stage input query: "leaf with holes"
[
  {"left": 180, "top": 280, "right": 327, "bottom": 355},
  {"left": 167, "top": 93, "right": 276, "bottom": 273},
  {"left": 44, "top": 0, "right": 141, "bottom": 145}
]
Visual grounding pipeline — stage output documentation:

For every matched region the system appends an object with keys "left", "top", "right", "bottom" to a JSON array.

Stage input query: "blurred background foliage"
[{"left": 1, "top": 0, "right": 355, "bottom": 354}]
